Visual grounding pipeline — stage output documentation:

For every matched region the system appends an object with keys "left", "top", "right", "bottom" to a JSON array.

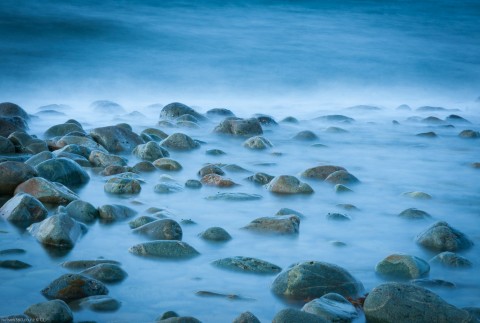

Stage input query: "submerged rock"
[
  {"left": 411, "top": 278, "right": 456, "bottom": 289},
  {"left": 35, "top": 157, "right": 89, "bottom": 188},
  {"left": 0, "top": 116, "right": 28, "bottom": 138},
  {"left": 64, "top": 200, "right": 99, "bottom": 224},
  {"left": 98, "top": 204, "right": 137, "bottom": 223},
  {"left": 160, "top": 102, "right": 206, "bottom": 121},
  {"left": 233, "top": 311, "right": 261, "bottom": 323},
  {"left": 430, "top": 251, "right": 472, "bottom": 268},
  {"left": 154, "top": 182, "right": 184, "bottom": 194},
  {"left": 415, "top": 221, "right": 473, "bottom": 252},
  {"left": 0, "top": 102, "right": 29, "bottom": 120},
  {"left": 0, "top": 135, "right": 15, "bottom": 153},
  {"left": 459, "top": 130, "right": 480, "bottom": 138},
  {"left": 0, "top": 161, "right": 37, "bottom": 196},
  {"left": 133, "top": 219, "right": 183, "bottom": 240},
  {"left": 90, "top": 125, "right": 144, "bottom": 153},
  {"left": 198, "top": 164, "right": 225, "bottom": 177},
  {"left": 61, "top": 260, "right": 121, "bottom": 271},
  {"left": 315, "top": 114, "right": 355, "bottom": 123},
  {"left": 153, "top": 158, "right": 183, "bottom": 171},
  {"left": 185, "top": 179, "right": 202, "bottom": 189},
  {"left": 205, "top": 192, "right": 262, "bottom": 201},
  {"left": 129, "top": 215, "right": 157, "bottom": 229},
  {"left": 212, "top": 256, "right": 281, "bottom": 274},
  {"left": 398, "top": 208, "right": 431, "bottom": 219},
  {"left": 129, "top": 240, "right": 200, "bottom": 258},
  {"left": 201, "top": 174, "right": 237, "bottom": 187},
  {"left": 363, "top": 282, "right": 475, "bottom": 323},
  {"left": 27, "top": 213, "right": 85, "bottom": 249},
  {"left": 265, "top": 175, "right": 313, "bottom": 194},
  {"left": 42, "top": 273, "right": 109, "bottom": 301},
  {"left": 89, "top": 150, "right": 127, "bottom": 168},
  {"left": 275, "top": 207, "right": 304, "bottom": 218},
  {"left": 71, "top": 295, "right": 121, "bottom": 312},
  {"left": 104, "top": 177, "right": 141, "bottom": 194},
  {"left": 243, "top": 216, "right": 300, "bottom": 235},
  {"left": 213, "top": 118, "right": 263, "bottom": 136},
  {"left": 80, "top": 263, "right": 128, "bottom": 283},
  {"left": 44, "top": 122, "right": 85, "bottom": 139},
  {"left": 302, "top": 293, "right": 359, "bottom": 322},
  {"left": 56, "top": 135, "right": 108, "bottom": 153},
  {"left": 160, "top": 133, "right": 199, "bottom": 151},
  {"left": 402, "top": 191, "right": 432, "bottom": 199},
  {"left": 334, "top": 184, "right": 353, "bottom": 193},
  {"left": 132, "top": 141, "right": 169, "bottom": 161},
  {"left": 0, "top": 193, "right": 47, "bottom": 225},
  {"left": 375, "top": 253, "right": 430, "bottom": 279},
  {"left": 90, "top": 100, "right": 125, "bottom": 114},
  {"left": 326, "top": 212, "right": 351, "bottom": 221},
  {"left": 14, "top": 177, "right": 79, "bottom": 205},
  {"left": 199, "top": 227, "right": 232, "bottom": 241},
  {"left": 243, "top": 136, "right": 272, "bottom": 149},
  {"left": 245, "top": 172, "right": 274, "bottom": 185},
  {"left": 325, "top": 170, "right": 359, "bottom": 185},
  {"left": 206, "top": 108, "right": 235, "bottom": 118},
  {"left": 0, "top": 260, "right": 31, "bottom": 270},
  {"left": 292, "top": 130, "right": 318, "bottom": 141},
  {"left": 271, "top": 261, "right": 364, "bottom": 300},
  {"left": 24, "top": 299, "right": 73, "bottom": 323}
]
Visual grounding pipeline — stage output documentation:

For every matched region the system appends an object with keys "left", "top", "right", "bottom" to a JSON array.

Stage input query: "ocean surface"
[{"left": 1, "top": 1, "right": 480, "bottom": 322}]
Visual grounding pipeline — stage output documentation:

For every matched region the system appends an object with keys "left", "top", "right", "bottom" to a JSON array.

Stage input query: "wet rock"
[
  {"left": 325, "top": 126, "right": 348, "bottom": 133},
  {"left": 199, "top": 227, "right": 232, "bottom": 241},
  {"left": 265, "top": 175, "right": 313, "bottom": 194},
  {"left": 44, "top": 122, "right": 85, "bottom": 139},
  {"left": 24, "top": 299, "right": 73, "bottom": 323},
  {"left": 325, "top": 170, "right": 359, "bottom": 185},
  {"left": 42, "top": 273, "right": 108, "bottom": 301},
  {"left": 334, "top": 184, "right": 353, "bottom": 193},
  {"left": 415, "top": 221, "right": 473, "bottom": 252},
  {"left": 160, "top": 133, "right": 199, "bottom": 151},
  {"left": 233, "top": 311, "right": 260, "bottom": 323},
  {"left": 416, "top": 105, "right": 449, "bottom": 112},
  {"left": 375, "top": 253, "right": 430, "bottom": 279},
  {"left": 64, "top": 200, "right": 99, "bottom": 224},
  {"left": 421, "top": 116, "right": 445, "bottom": 125},
  {"left": 245, "top": 172, "right": 274, "bottom": 185},
  {"left": 446, "top": 114, "right": 471, "bottom": 124},
  {"left": 154, "top": 182, "right": 184, "bottom": 194},
  {"left": 131, "top": 161, "right": 156, "bottom": 173},
  {"left": 0, "top": 161, "right": 37, "bottom": 195},
  {"left": 223, "top": 164, "right": 251, "bottom": 173},
  {"left": 98, "top": 204, "right": 137, "bottom": 223},
  {"left": 205, "top": 192, "right": 262, "bottom": 201},
  {"left": 89, "top": 150, "right": 127, "bottom": 168},
  {"left": 35, "top": 158, "right": 89, "bottom": 188},
  {"left": 271, "top": 261, "right": 364, "bottom": 300},
  {"left": 132, "top": 141, "right": 169, "bottom": 162},
  {"left": 255, "top": 114, "right": 277, "bottom": 126},
  {"left": 129, "top": 240, "right": 199, "bottom": 258},
  {"left": 80, "top": 263, "right": 127, "bottom": 283},
  {"left": 243, "top": 215, "right": 300, "bottom": 235},
  {"left": 292, "top": 130, "right": 318, "bottom": 141},
  {"left": 100, "top": 165, "right": 131, "bottom": 176},
  {"left": 185, "top": 179, "right": 202, "bottom": 189},
  {"left": 0, "top": 193, "right": 47, "bottom": 225},
  {"left": 141, "top": 128, "right": 169, "bottom": 141},
  {"left": 363, "top": 282, "right": 475, "bottom": 323},
  {"left": 464, "top": 307, "right": 480, "bottom": 320},
  {"left": 302, "top": 293, "right": 359, "bottom": 322},
  {"left": 301, "top": 165, "right": 346, "bottom": 180},
  {"left": 104, "top": 177, "right": 141, "bottom": 194},
  {"left": 411, "top": 278, "right": 456, "bottom": 288},
  {"left": 133, "top": 219, "right": 182, "bottom": 240},
  {"left": 0, "top": 102, "right": 29, "bottom": 120},
  {"left": 71, "top": 295, "right": 121, "bottom": 312},
  {"left": 27, "top": 213, "right": 85, "bottom": 249},
  {"left": 396, "top": 104, "right": 411, "bottom": 110},
  {"left": 198, "top": 164, "right": 225, "bottom": 177},
  {"left": 54, "top": 150, "right": 90, "bottom": 167},
  {"left": 213, "top": 118, "right": 263, "bottom": 136},
  {"left": 326, "top": 213, "right": 351, "bottom": 221},
  {"left": 0, "top": 259, "right": 31, "bottom": 270},
  {"left": 336, "top": 204, "right": 359, "bottom": 211},
  {"left": 23, "top": 152, "right": 52, "bottom": 168},
  {"left": 157, "top": 317, "right": 201, "bottom": 323},
  {"left": 416, "top": 131, "right": 438, "bottom": 138},
  {"left": 212, "top": 256, "right": 281, "bottom": 274},
  {"left": 402, "top": 191, "right": 432, "bottom": 199},
  {"left": 90, "top": 125, "right": 144, "bottom": 153},
  {"left": 275, "top": 207, "right": 304, "bottom": 218},
  {"left": 160, "top": 102, "right": 206, "bottom": 121},
  {"left": 14, "top": 177, "right": 79, "bottom": 205},
  {"left": 398, "top": 208, "right": 431, "bottom": 219},
  {"left": 176, "top": 113, "right": 199, "bottom": 123},
  {"left": 273, "top": 308, "right": 327, "bottom": 323},
  {"left": 471, "top": 162, "right": 480, "bottom": 168},
  {"left": 8, "top": 131, "right": 48, "bottom": 154},
  {"left": 0, "top": 116, "right": 28, "bottom": 138},
  {"left": 430, "top": 251, "right": 472, "bottom": 268},
  {"left": 459, "top": 129, "right": 480, "bottom": 138},
  {"left": 0, "top": 248, "right": 26, "bottom": 255},
  {"left": 0, "top": 136, "right": 15, "bottom": 153},
  {"left": 61, "top": 260, "right": 120, "bottom": 270},
  {"left": 129, "top": 216, "right": 157, "bottom": 229},
  {"left": 90, "top": 100, "right": 125, "bottom": 114},
  {"left": 206, "top": 148, "right": 226, "bottom": 156},
  {"left": 243, "top": 136, "right": 272, "bottom": 149},
  {"left": 201, "top": 174, "right": 237, "bottom": 187},
  {"left": 153, "top": 158, "right": 183, "bottom": 171},
  {"left": 206, "top": 108, "right": 235, "bottom": 118},
  {"left": 315, "top": 114, "right": 355, "bottom": 123},
  {"left": 56, "top": 135, "right": 108, "bottom": 153}
]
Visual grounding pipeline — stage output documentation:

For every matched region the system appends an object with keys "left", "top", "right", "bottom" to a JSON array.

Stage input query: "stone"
[
  {"left": 446, "top": 114, "right": 470, "bottom": 124},
  {"left": 100, "top": 165, "right": 131, "bottom": 176},
  {"left": 8, "top": 131, "right": 48, "bottom": 154},
  {"left": 459, "top": 130, "right": 480, "bottom": 138},
  {"left": 212, "top": 256, "right": 281, "bottom": 274},
  {"left": 0, "top": 136, "right": 15, "bottom": 153},
  {"left": 206, "top": 108, "right": 235, "bottom": 118},
  {"left": 14, "top": 177, "right": 79, "bottom": 205},
  {"left": 64, "top": 200, "right": 99, "bottom": 224},
  {"left": 300, "top": 167, "right": 347, "bottom": 182},
  {"left": 98, "top": 204, "right": 137, "bottom": 223},
  {"left": 0, "top": 260, "right": 31, "bottom": 270},
  {"left": 205, "top": 149, "right": 226, "bottom": 156},
  {"left": 157, "top": 317, "right": 201, "bottom": 323},
  {"left": 71, "top": 295, "right": 121, "bottom": 312},
  {"left": 129, "top": 240, "right": 200, "bottom": 258},
  {"left": 154, "top": 182, "right": 184, "bottom": 194},
  {"left": 90, "top": 100, "right": 125, "bottom": 114},
  {"left": 131, "top": 161, "right": 156, "bottom": 173},
  {"left": 398, "top": 208, "right": 431, "bottom": 219},
  {"left": 325, "top": 170, "right": 359, "bottom": 185},
  {"left": 315, "top": 114, "right": 355, "bottom": 123},
  {"left": 402, "top": 191, "right": 432, "bottom": 199},
  {"left": 80, "top": 263, "right": 128, "bottom": 283},
  {"left": 199, "top": 227, "right": 232, "bottom": 241},
  {"left": 411, "top": 278, "right": 456, "bottom": 289},
  {"left": 430, "top": 251, "right": 472, "bottom": 268},
  {"left": 326, "top": 213, "right": 351, "bottom": 221},
  {"left": 243, "top": 216, "right": 300, "bottom": 235},
  {"left": 275, "top": 208, "right": 304, "bottom": 217},
  {"left": 255, "top": 114, "right": 277, "bottom": 126},
  {"left": 141, "top": 128, "right": 169, "bottom": 140},
  {"left": 129, "top": 215, "right": 157, "bottom": 229},
  {"left": 61, "top": 260, "right": 120, "bottom": 270},
  {"left": 421, "top": 116, "right": 445, "bottom": 124},
  {"left": 153, "top": 158, "right": 183, "bottom": 171},
  {"left": 185, "top": 179, "right": 202, "bottom": 189},
  {"left": 89, "top": 150, "right": 127, "bottom": 168},
  {"left": 363, "top": 282, "right": 475, "bottom": 323},
  {"left": 0, "top": 102, "right": 29, "bottom": 120},
  {"left": 198, "top": 164, "right": 225, "bottom": 177},
  {"left": 35, "top": 158, "right": 89, "bottom": 188},
  {"left": 44, "top": 122, "right": 85, "bottom": 139},
  {"left": 245, "top": 172, "right": 274, "bottom": 185},
  {"left": 223, "top": 164, "right": 251, "bottom": 173},
  {"left": 375, "top": 254, "right": 430, "bottom": 279},
  {"left": 159, "top": 102, "right": 206, "bottom": 121},
  {"left": 42, "top": 273, "right": 108, "bottom": 301},
  {"left": 133, "top": 141, "right": 169, "bottom": 161},
  {"left": 293, "top": 130, "right": 318, "bottom": 141},
  {"left": 416, "top": 131, "right": 438, "bottom": 138},
  {"left": 0, "top": 116, "right": 28, "bottom": 138},
  {"left": 213, "top": 118, "right": 263, "bottom": 136},
  {"left": 325, "top": 126, "right": 348, "bottom": 133},
  {"left": 347, "top": 105, "right": 381, "bottom": 111},
  {"left": 271, "top": 261, "right": 365, "bottom": 300},
  {"left": 24, "top": 299, "right": 73, "bottom": 323},
  {"left": 302, "top": 293, "right": 359, "bottom": 322},
  {"left": 104, "top": 177, "right": 141, "bottom": 194},
  {"left": 174, "top": 120, "right": 199, "bottom": 128},
  {"left": 133, "top": 219, "right": 183, "bottom": 240},
  {"left": 415, "top": 221, "right": 473, "bottom": 252},
  {"left": 27, "top": 213, "right": 85, "bottom": 249},
  {"left": 0, "top": 193, "right": 47, "bottom": 225},
  {"left": 0, "top": 161, "right": 37, "bottom": 195},
  {"left": 272, "top": 308, "right": 328, "bottom": 323},
  {"left": 233, "top": 311, "right": 260, "bottom": 323},
  {"left": 265, "top": 175, "right": 314, "bottom": 194},
  {"left": 201, "top": 174, "right": 237, "bottom": 187},
  {"left": 0, "top": 248, "right": 26, "bottom": 255},
  {"left": 90, "top": 125, "right": 144, "bottom": 153},
  {"left": 334, "top": 184, "right": 353, "bottom": 193},
  {"left": 56, "top": 135, "right": 108, "bottom": 153},
  {"left": 205, "top": 192, "right": 262, "bottom": 201},
  {"left": 243, "top": 136, "right": 273, "bottom": 149},
  {"left": 160, "top": 133, "right": 199, "bottom": 151}
]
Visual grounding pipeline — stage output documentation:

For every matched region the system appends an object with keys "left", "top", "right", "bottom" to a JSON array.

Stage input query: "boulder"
[
  {"left": 35, "top": 158, "right": 89, "bottom": 188},
  {"left": 42, "top": 273, "right": 108, "bottom": 301},
  {"left": 80, "top": 263, "right": 128, "bottom": 283},
  {"left": 90, "top": 125, "right": 144, "bottom": 153},
  {"left": 132, "top": 219, "right": 182, "bottom": 240},
  {"left": 44, "top": 122, "right": 85, "bottom": 139},
  {"left": 0, "top": 161, "right": 37, "bottom": 195},
  {"left": 8, "top": 131, "right": 48, "bottom": 154},
  {"left": 272, "top": 308, "right": 328, "bottom": 323},
  {"left": 141, "top": 128, "right": 169, "bottom": 140},
  {"left": 201, "top": 174, "right": 237, "bottom": 187},
  {"left": 104, "top": 177, "right": 141, "bottom": 194},
  {"left": 302, "top": 293, "right": 359, "bottom": 322},
  {"left": 129, "top": 240, "right": 200, "bottom": 258},
  {"left": 160, "top": 133, "right": 199, "bottom": 151},
  {"left": 398, "top": 208, "right": 431, "bottom": 219},
  {"left": 243, "top": 216, "right": 300, "bottom": 235},
  {"left": 0, "top": 102, "right": 29, "bottom": 120},
  {"left": 212, "top": 256, "right": 281, "bottom": 274},
  {"left": 64, "top": 200, "right": 98, "bottom": 224},
  {"left": 275, "top": 208, "right": 304, "bottom": 218},
  {"left": 132, "top": 161, "right": 156, "bottom": 173},
  {"left": 375, "top": 254, "right": 430, "bottom": 279},
  {"left": 153, "top": 158, "right": 183, "bottom": 171},
  {"left": 133, "top": 141, "right": 169, "bottom": 161},
  {"left": 24, "top": 299, "right": 73, "bottom": 323},
  {"left": 14, "top": 177, "right": 79, "bottom": 205},
  {"left": 98, "top": 204, "right": 137, "bottom": 223},
  {"left": 301, "top": 165, "right": 346, "bottom": 180},
  {"left": 0, "top": 136, "right": 15, "bottom": 153},
  {"left": 363, "top": 282, "right": 475, "bottom": 323},
  {"left": 213, "top": 118, "right": 263, "bottom": 136},
  {"left": 159, "top": 102, "right": 206, "bottom": 121},
  {"left": 27, "top": 213, "right": 85, "bottom": 249},
  {"left": 271, "top": 261, "right": 365, "bottom": 300},
  {"left": 199, "top": 227, "right": 231, "bottom": 241},
  {"left": 24, "top": 151, "right": 54, "bottom": 168},
  {"left": 89, "top": 150, "right": 127, "bottom": 168},
  {"left": 265, "top": 175, "right": 314, "bottom": 194},
  {"left": 430, "top": 251, "right": 472, "bottom": 268},
  {"left": 415, "top": 221, "right": 474, "bottom": 251},
  {"left": 233, "top": 311, "right": 260, "bottom": 323},
  {"left": 243, "top": 136, "right": 272, "bottom": 149},
  {"left": 0, "top": 116, "right": 28, "bottom": 137},
  {"left": 325, "top": 170, "right": 359, "bottom": 185},
  {"left": 55, "top": 135, "right": 108, "bottom": 153},
  {"left": 0, "top": 193, "right": 47, "bottom": 225}
]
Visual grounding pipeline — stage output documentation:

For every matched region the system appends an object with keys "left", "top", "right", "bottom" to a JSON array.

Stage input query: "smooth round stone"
[
  {"left": 201, "top": 174, "right": 237, "bottom": 187},
  {"left": 104, "top": 177, "right": 141, "bottom": 194},
  {"left": 205, "top": 149, "right": 226, "bottom": 156},
  {"left": 416, "top": 131, "right": 438, "bottom": 138},
  {"left": 0, "top": 260, "right": 31, "bottom": 270},
  {"left": 275, "top": 207, "right": 304, "bottom": 218},
  {"left": 71, "top": 295, "right": 121, "bottom": 312},
  {"left": 325, "top": 170, "right": 359, "bottom": 185},
  {"left": 430, "top": 251, "right": 472, "bottom": 268},
  {"left": 212, "top": 256, "right": 281, "bottom": 274},
  {"left": 35, "top": 157, "right": 90, "bottom": 188},
  {"left": 315, "top": 114, "right": 355, "bottom": 123},
  {"left": 402, "top": 191, "right": 432, "bottom": 199},
  {"left": 159, "top": 102, "right": 206, "bottom": 121},
  {"left": 0, "top": 135, "right": 15, "bottom": 153},
  {"left": 185, "top": 179, "right": 202, "bottom": 189},
  {"left": 0, "top": 248, "right": 26, "bottom": 255},
  {"left": 198, "top": 164, "right": 225, "bottom": 177},
  {"left": 154, "top": 182, "right": 184, "bottom": 194},
  {"left": 27, "top": 213, "right": 85, "bottom": 249},
  {"left": 459, "top": 130, "right": 480, "bottom": 138},
  {"left": 243, "top": 136, "right": 273, "bottom": 149},
  {"left": 129, "top": 216, "right": 157, "bottom": 229},
  {"left": 199, "top": 227, "right": 232, "bottom": 241},
  {"left": 302, "top": 293, "right": 359, "bottom": 322},
  {"left": 232, "top": 311, "right": 260, "bottom": 323},
  {"left": 326, "top": 213, "right": 351, "bottom": 221},
  {"left": 24, "top": 299, "right": 73, "bottom": 323},
  {"left": 255, "top": 114, "right": 277, "bottom": 126},
  {"left": 0, "top": 193, "right": 47, "bottom": 225},
  {"left": 65, "top": 200, "right": 99, "bottom": 224},
  {"left": 80, "top": 263, "right": 128, "bottom": 283},
  {"left": 90, "top": 100, "right": 125, "bottom": 114},
  {"left": 325, "top": 126, "right": 348, "bottom": 133},
  {"left": 160, "top": 133, "right": 199, "bottom": 150},
  {"left": 334, "top": 184, "right": 353, "bottom": 193},
  {"left": 44, "top": 122, "right": 85, "bottom": 139},
  {"left": 265, "top": 175, "right": 314, "bottom": 194},
  {"left": 415, "top": 221, "right": 473, "bottom": 252},
  {"left": 89, "top": 150, "right": 127, "bottom": 168},
  {"left": 129, "top": 240, "right": 200, "bottom": 258},
  {"left": 153, "top": 158, "right": 183, "bottom": 171},
  {"left": 336, "top": 204, "right": 359, "bottom": 211},
  {"left": 206, "top": 108, "right": 235, "bottom": 118},
  {"left": 243, "top": 216, "right": 300, "bottom": 235},
  {"left": 375, "top": 253, "right": 430, "bottom": 279},
  {"left": 292, "top": 130, "right": 318, "bottom": 141},
  {"left": 132, "top": 141, "right": 169, "bottom": 161},
  {"left": 100, "top": 165, "right": 131, "bottom": 176},
  {"left": 213, "top": 118, "right": 263, "bottom": 136},
  {"left": 98, "top": 204, "right": 137, "bottom": 223},
  {"left": 205, "top": 192, "right": 262, "bottom": 201},
  {"left": 90, "top": 125, "right": 144, "bottom": 153},
  {"left": 0, "top": 161, "right": 37, "bottom": 196},
  {"left": 272, "top": 308, "right": 329, "bottom": 323},
  {"left": 271, "top": 261, "right": 365, "bottom": 300},
  {"left": 411, "top": 278, "right": 456, "bottom": 289},
  {"left": 141, "top": 128, "right": 169, "bottom": 140},
  {"left": 132, "top": 161, "right": 156, "bottom": 173},
  {"left": 133, "top": 219, "right": 182, "bottom": 240},
  {"left": 24, "top": 151, "right": 54, "bottom": 167},
  {"left": 398, "top": 208, "right": 431, "bottom": 219},
  {"left": 246, "top": 172, "right": 274, "bottom": 185},
  {"left": 42, "top": 273, "right": 109, "bottom": 301},
  {"left": 14, "top": 177, "right": 79, "bottom": 205},
  {"left": 223, "top": 164, "right": 251, "bottom": 173}
]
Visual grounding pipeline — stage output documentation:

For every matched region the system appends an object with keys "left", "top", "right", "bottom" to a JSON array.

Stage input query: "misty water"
[{"left": 1, "top": 0, "right": 480, "bottom": 322}]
